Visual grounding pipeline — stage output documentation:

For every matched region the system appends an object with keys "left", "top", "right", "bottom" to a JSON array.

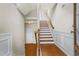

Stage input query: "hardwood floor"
[
  {"left": 25, "top": 44, "right": 37, "bottom": 56},
  {"left": 40, "top": 44, "right": 66, "bottom": 56},
  {"left": 25, "top": 44, "right": 66, "bottom": 56}
]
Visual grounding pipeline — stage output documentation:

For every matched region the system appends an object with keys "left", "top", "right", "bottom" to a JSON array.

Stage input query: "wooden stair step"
[
  {"left": 40, "top": 29, "right": 49, "bottom": 30},
  {"left": 40, "top": 34, "right": 52, "bottom": 36},
  {"left": 40, "top": 28, "right": 49, "bottom": 29},
  {"left": 40, "top": 22, "right": 48, "bottom": 24},
  {"left": 40, "top": 38, "right": 53, "bottom": 40},
  {"left": 40, "top": 33, "right": 52, "bottom": 35},
  {"left": 40, "top": 27, "right": 49, "bottom": 28},
  {"left": 39, "top": 36, "right": 52, "bottom": 38},
  {"left": 40, "top": 32, "right": 51, "bottom": 34},
  {"left": 40, "top": 40, "right": 53, "bottom": 42},
  {"left": 40, "top": 23, "right": 48, "bottom": 24},
  {"left": 40, "top": 29, "right": 50, "bottom": 30},
  {"left": 40, "top": 42, "right": 54, "bottom": 44},
  {"left": 40, "top": 32, "right": 51, "bottom": 33},
  {"left": 40, "top": 35, "right": 52, "bottom": 37},
  {"left": 40, "top": 31, "right": 50, "bottom": 32},
  {"left": 40, "top": 26, "right": 48, "bottom": 27},
  {"left": 40, "top": 24, "right": 48, "bottom": 25},
  {"left": 40, "top": 30, "right": 50, "bottom": 32}
]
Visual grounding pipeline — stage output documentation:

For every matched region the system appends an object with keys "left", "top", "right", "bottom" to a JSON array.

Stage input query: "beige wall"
[{"left": 0, "top": 4, "right": 25, "bottom": 56}]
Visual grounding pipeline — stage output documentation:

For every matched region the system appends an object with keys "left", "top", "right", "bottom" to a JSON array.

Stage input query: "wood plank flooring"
[
  {"left": 25, "top": 44, "right": 37, "bottom": 56},
  {"left": 25, "top": 44, "right": 66, "bottom": 56},
  {"left": 40, "top": 44, "right": 66, "bottom": 56}
]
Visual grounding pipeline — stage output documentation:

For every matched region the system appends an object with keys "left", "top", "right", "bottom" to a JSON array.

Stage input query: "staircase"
[{"left": 39, "top": 21, "right": 54, "bottom": 44}]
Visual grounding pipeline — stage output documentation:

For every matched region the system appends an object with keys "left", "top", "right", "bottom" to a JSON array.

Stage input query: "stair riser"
[
  {"left": 40, "top": 31, "right": 50, "bottom": 32},
  {"left": 40, "top": 34, "right": 52, "bottom": 36},
  {"left": 40, "top": 42, "right": 54, "bottom": 44},
  {"left": 39, "top": 21, "right": 53, "bottom": 44},
  {"left": 40, "top": 29, "right": 49, "bottom": 30},
  {"left": 39, "top": 37, "right": 52, "bottom": 38},
  {"left": 40, "top": 40, "right": 53, "bottom": 42}
]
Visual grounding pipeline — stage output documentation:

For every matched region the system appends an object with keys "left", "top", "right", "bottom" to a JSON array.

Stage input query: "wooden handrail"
[
  {"left": 34, "top": 29, "right": 40, "bottom": 44},
  {"left": 45, "top": 13, "right": 54, "bottom": 29},
  {"left": 35, "top": 31, "right": 37, "bottom": 45},
  {"left": 48, "top": 19, "right": 54, "bottom": 29}
]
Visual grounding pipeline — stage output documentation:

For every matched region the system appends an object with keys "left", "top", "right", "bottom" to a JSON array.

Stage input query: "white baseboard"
[
  {"left": 55, "top": 42, "right": 73, "bottom": 56},
  {"left": 25, "top": 42, "right": 36, "bottom": 44}
]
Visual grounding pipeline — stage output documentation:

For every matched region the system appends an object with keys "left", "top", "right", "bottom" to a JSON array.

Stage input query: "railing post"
[{"left": 35, "top": 29, "right": 40, "bottom": 56}]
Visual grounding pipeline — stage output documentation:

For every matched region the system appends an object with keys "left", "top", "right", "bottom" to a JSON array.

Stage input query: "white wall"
[
  {"left": 39, "top": 10, "right": 48, "bottom": 20},
  {"left": 53, "top": 4, "right": 73, "bottom": 32},
  {"left": 51, "top": 4, "right": 74, "bottom": 55},
  {"left": 25, "top": 21, "right": 37, "bottom": 44},
  {"left": 0, "top": 4, "right": 25, "bottom": 56},
  {"left": 16, "top": 3, "right": 37, "bottom": 15},
  {"left": 37, "top": 3, "right": 55, "bottom": 20}
]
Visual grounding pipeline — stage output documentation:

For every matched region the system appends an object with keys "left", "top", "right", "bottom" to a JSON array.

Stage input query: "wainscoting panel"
[
  {"left": 0, "top": 33, "right": 12, "bottom": 56},
  {"left": 53, "top": 30, "right": 74, "bottom": 56}
]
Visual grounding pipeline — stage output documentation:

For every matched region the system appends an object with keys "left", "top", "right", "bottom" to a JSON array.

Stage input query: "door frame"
[{"left": 74, "top": 3, "right": 77, "bottom": 56}]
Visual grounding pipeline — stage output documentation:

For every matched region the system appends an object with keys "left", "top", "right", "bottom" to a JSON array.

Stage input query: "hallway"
[
  {"left": 40, "top": 44, "right": 66, "bottom": 56},
  {"left": 39, "top": 21, "right": 65, "bottom": 56},
  {"left": 25, "top": 44, "right": 66, "bottom": 56},
  {"left": 39, "top": 21, "right": 53, "bottom": 44},
  {"left": 25, "top": 20, "right": 66, "bottom": 56},
  {"left": 0, "top": 3, "right": 75, "bottom": 56}
]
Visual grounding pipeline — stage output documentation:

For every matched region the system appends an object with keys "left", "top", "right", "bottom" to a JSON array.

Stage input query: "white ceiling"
[
  {"left": 16, "top": 3, "right": 56, "bottom": 20},
  {"left": 16, "top": 3, "right": 37, "bottom": 15},
  {"left": 39, "top": 3, "right": 55, "bottom": 13}
]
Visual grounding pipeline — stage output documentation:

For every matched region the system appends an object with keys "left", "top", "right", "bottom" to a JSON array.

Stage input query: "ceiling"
[{"left": 15, "top": 3, "right": 56, "bottom": 21}]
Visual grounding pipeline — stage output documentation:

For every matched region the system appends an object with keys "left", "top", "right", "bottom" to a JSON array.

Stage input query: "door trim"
[{"left": 74, "top": 3, "right": 77, "bottom": 56}]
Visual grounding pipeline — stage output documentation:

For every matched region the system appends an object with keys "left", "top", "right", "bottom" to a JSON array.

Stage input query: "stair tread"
[
  {"left": 40, "top": 32, "right": 52, "bottom": 34},
  {"left": 40, "top": 34, "right": 52, "bottom": 36},
  {"left": 40, "top": 31, "right": 51, "bottom": 32},
  {"left": 40, "top": 36, "right": 52, "bottom": 37},
  {"left": 40, "top": 42, "right": 54, "bottom": 44},
  {"left": 39, "top": 36, "right": 52, "bottom": 38},
  {"left": 40, "top": 34, "right": 52, "bottom": 35},
  {"left": 40, "top": 29, "right": 49, "bottom": 30},
  {"left": 40, "top": 32, "right": 51, "bottom": 34},
  {"left": 40, "top": 40, "right": 53, "bottom": 42},
  {"left": 40, "top": 31, "right": 50, "bottom": 33},
  {"left": 40, "top": 29, "right": 50, "bottom": 30},
  {"left": 40, "top": 35, "right": 52, "bottom": 37},
  {"left": 40, "top": 36, "right": 52, "bottom": 38},
  {"left": 40, "top": 27, "right": 49, "bottom": 28},
  {"left": 39, "top": 21, "right": 53, "bottom": 43},
  {"left": 40, "top": 38, "right": 53, "bottom": 40}
]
